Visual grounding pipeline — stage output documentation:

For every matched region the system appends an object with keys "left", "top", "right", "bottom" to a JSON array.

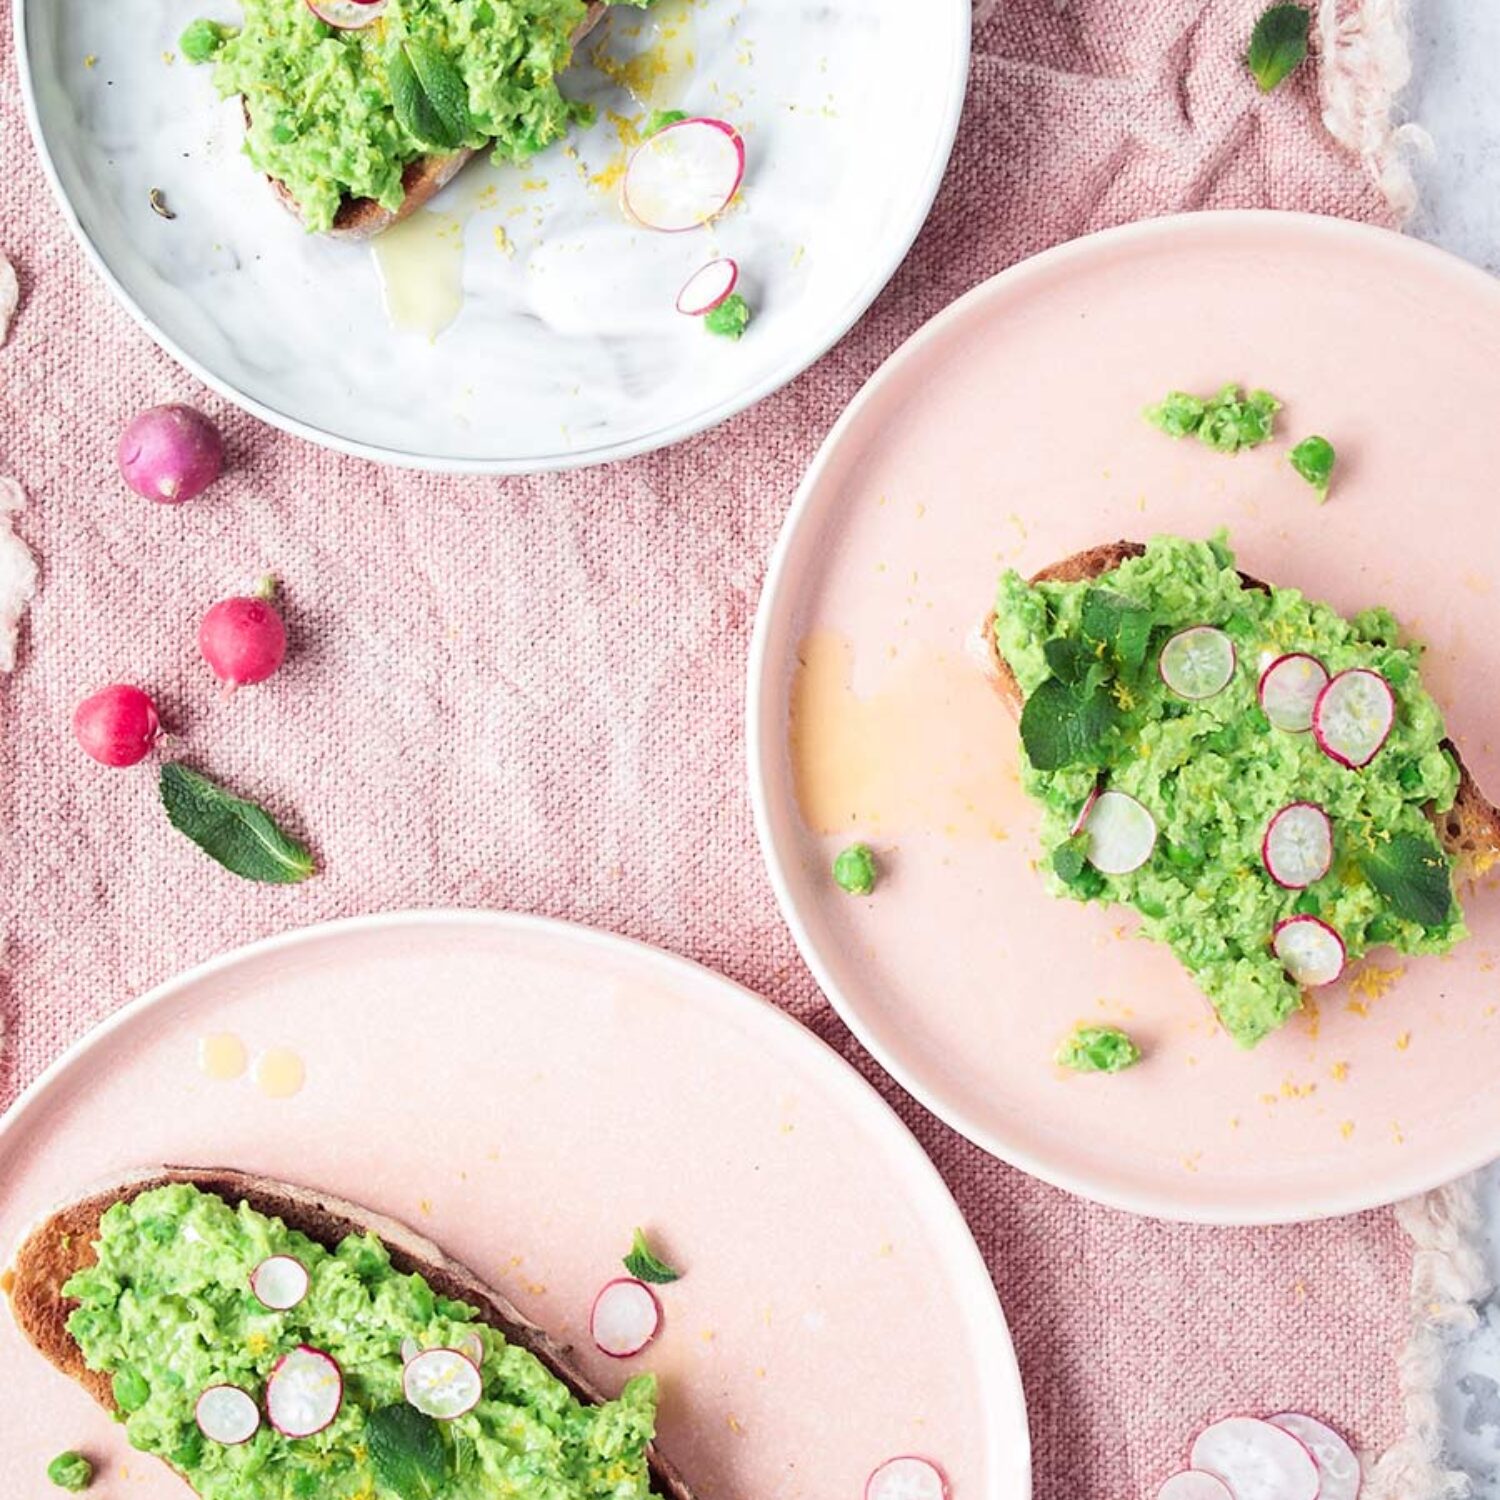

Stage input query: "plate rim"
[
  {"left": 0, "top": 906, "right": 1033, "bottom": 1497},
  {"left": 14, "top": 0, "right": 971, "bottom": 475},
  {"left": 745, "top": 207, "right": 1500, "bottom": 1226}
]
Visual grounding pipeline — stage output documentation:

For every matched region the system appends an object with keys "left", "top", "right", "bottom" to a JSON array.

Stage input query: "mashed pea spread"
[
  {"left": 182, "top": 0, "right": 650, "bottom": 233},
  {"left": 63, "top": 1184, "right": 657, "bottom": 1499},
  {"left": 995, "top": 536, "right": 1464, "bottom": 1047}
]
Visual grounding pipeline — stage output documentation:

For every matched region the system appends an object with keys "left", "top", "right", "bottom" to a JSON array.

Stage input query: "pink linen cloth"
[{"left": 0, "top": 3, "right": 1415, "bottom": 1494}]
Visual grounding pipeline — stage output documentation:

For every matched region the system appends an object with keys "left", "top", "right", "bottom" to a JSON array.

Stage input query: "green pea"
[{"left": 47, "top": 1452, "right": 94, "bottom": 1491}]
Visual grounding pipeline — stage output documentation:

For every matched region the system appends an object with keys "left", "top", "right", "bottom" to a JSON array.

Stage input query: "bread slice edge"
[
  {"left": 5, "top": 1165, "right": 694, "bottom": 1500},
  {"left": 979, "top": 539, "right": 1500, "bottom": 878}
]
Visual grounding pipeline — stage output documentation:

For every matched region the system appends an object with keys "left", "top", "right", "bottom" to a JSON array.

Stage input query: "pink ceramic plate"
[
  {"left": 749, "top": 211, "right": 1500, "bottom": 1225},
  {"left": 0, "top": 913, "right": 1030, "bottom": 1498}
]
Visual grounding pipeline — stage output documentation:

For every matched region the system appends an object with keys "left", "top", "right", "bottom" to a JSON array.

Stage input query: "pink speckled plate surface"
[
  {"left": 748, "top": 211, "right": 1500, "bottom": 1225},
  {"left": 0, "top": 912, "right": 1030, "bottom": 1498}
]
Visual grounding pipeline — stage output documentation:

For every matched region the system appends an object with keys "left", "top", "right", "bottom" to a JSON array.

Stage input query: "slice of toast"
[
  {"left": 263, "top": 2, "right": 608, "bottom": 240},
  {"left": 7, "top": 1166, "right": 695, "bottom": 1500},
  {"left": 982, "top": 540, "right": 1500, "bottom": 880}
]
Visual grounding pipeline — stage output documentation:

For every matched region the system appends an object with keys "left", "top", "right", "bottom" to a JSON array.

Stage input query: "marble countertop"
[{"left": 1407, "top": 3, "right": 1500, "bottom": 1487}]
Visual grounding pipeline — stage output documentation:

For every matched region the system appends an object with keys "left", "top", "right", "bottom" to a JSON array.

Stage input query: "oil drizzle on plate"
[
  {"left": 198, "top": 1032, "right": 247, "bottom": 1081},
  {"left": 372, "top": 211, "right": 466, "bottom": 340},
  {"left": 252, "top": 1047, "right": 306, "bottom": 1100},
  {"left": 788, "top": 630, "right": 1021, "bottom": 840}
]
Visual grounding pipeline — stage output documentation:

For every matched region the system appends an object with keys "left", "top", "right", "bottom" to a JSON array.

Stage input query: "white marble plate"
[{"left": 16, "top": 0, "right": 968, "bottom": 471}]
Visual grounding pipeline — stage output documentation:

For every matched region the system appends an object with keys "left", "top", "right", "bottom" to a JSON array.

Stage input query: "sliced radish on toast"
[
  {"left": 1273, "top": 916, "right": 1347, "bottom": 988},
  {"left": 265, "top": 1345, "right": 343, "bottom": 1437},
  {"left": 1269, "top": 1413, "right": 1362, "bottom": 1500},
  {"left": 865, "top": 1455, "right": 949, "bottom": 1500},
  {"left": 1159, "top": 626, "right": 1237, "bottom": 700},
  {"left": 1070, "top": 785, "right": 1100, "bottom": 837},
  {"left": 591, "top": 1277, "right": 661, "bottom": 1358},
  {"left": 1081, "top": 789, "right": 1157, "bottom": 875},
  {"left": 623, "top": 118, "right": 744, "bottom": 232},
  {"left": 677, "top": 258, "right": 739, "bottom": 316},
  {"left": 1313, "top": 668, "right": 1395, "bottom": 769},
  {"left": 250, "top": 1254, "right": 309, "bottom": 1311},
  {"left": 403, "top": 1347, "right": 483, "bottom": 1420},
  {"left": 1155, "top": 1472, "right": 1234, "bottom": 1500},
  {"left": 306, "top": 0, "right": 387, "bottom": 27},
  {"left": 1262, "top": 802, "right": 1333, "bottom": 889},
  {"left": 1189, "top": 1417, "right": 1320, "bottom": 1500},
  {"left": 1258, "top": 652, "right": 1329, "bottom": 732},
  {"left": 195, "top": 1384, "right": 260, "bottom": 1446}
]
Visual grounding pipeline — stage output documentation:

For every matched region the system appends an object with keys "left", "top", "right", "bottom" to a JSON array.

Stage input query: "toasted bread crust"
[
  {"left": 263, "top": 2, "right": 607, "bottom": 240},
  {"left": 982, "top": 541, "right": 1500, "bottom": 879},
  {"left": 7, "top": 1166, "right": 694, "bottom": 1500}
]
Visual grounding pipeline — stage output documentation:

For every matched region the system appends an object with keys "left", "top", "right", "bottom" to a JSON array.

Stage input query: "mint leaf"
[
  {"left": 159, "top": 765, "right": 315, "bottom": 884},
  {"left": 1052, "top": 834, "right": 1106, "bottom": 897},
  {"left": 367, "top": 1405, "right": 448, "bottom": 1500},
  {"left": 1362, "top": 832, "right": 1455, "bottom": 930},
  {"left": 1081, "top": 588, "right": 1153, "bottom": 677},
  {"left": 1020, "top": 679, "right": 1119, "bottom": 772},
  {"left": 1289, "top": 434, "right": 1336, "bottom": 502},
  {"left": 623, "top": 1228, "right": 682, "bottom": 1284},
  {"left": 1248, "top": 4, "right": 1311, "bottom": 92},
  {"left": 388, "top": 40, "right": 469, "bottom": 152},
  {"left": 1042, "top": 636, "right": 1098, "bottom": 686}
]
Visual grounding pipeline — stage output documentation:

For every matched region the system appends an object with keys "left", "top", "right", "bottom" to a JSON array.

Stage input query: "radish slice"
[
  {"left": 1156, "top": 1474, "right": 1233, "bottom": 1500},
  {"left": 1159, "top": 626, "right": 1236, "bottom": 701},
  {"left": 403, "top": 1348, "right": 483, "bottom": 1421},
  {"left": 1190, "top": 1417, "right": 1320, "bottom": 1500},
  {"left": 1070, "top": 785, "right": 1100, "bottom": 838},
  {"left": 623, "top": 118, "right": 744, "bottom": 232},
  {"left": 459, "top": 1331, "right": 485, "bottom": 1368},
  {"left": 400, "top": 1336, "right": 420, "bottom": 1365},
  {"left": 265, "top": 1346, "right": 343, "bottom": 1438},
  {"left": 1262, "top": 802, "right": 1333, "bottom": 889},
  {"left": 1313, "top": 668, "right": 1395, "bottom": 769},
  {"left": 1081, "top": 790, "right": 1157, "bottom": 875},
  {"left": 1269, "top": 1413, "right": 1362, "bottom": 1500},
  {"left": 591, "top": 1278, "right": 661, "bottom": 1358},
  {"left": 1273, "top": 916, "right": 1347, "bottom": 988},
  {"left": 1259, "top": 652, "right": 1329, "bottom": 732},
  {"left": 195, "top": 1385, "right": 260, "bottom": 1446},
  {"left": 677, "top": 258, "right": 739, "bottom": 317},
  {"left": 865, "top": 1456, "right": 949, "bottom": 1500},
  {"left": 250, "top": 1255, "right": 309, "bottom": 1311},
  {"left": 306, "top": 0, "right": 387, "bottom": 27}
]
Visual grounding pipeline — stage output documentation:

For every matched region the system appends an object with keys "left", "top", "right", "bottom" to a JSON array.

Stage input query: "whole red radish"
[
  {"left": 199, "top": 580, "right": 286, "bottom": 694},
  {"left": 118, "top": 404, "right": 223, "bottom": 504},
  {"left": 74, "top": 684, "right": 160, "bottom": 767}
]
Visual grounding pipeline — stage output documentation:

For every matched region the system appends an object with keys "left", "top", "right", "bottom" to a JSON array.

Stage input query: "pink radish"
[
  {"left": 1269, "top": 1413, "right": 1362, "bottom": 1500},
  {"left": 195, "top": 1384, "right": 260, "bottom": 1446},
  {"left": 73, "top": 684, "right": 160, "bottom": 767},
  {"left": 623, "top": 118, "right": 744, "bottom": 232},
  {"left": 1158, "top": 626, "right": 1236, "bottom": 700},
  {"left": 677, "top": 258, "right": 739, "bottom": 316},
  {"left": 306, "top": 0, "right": 387, "bottom": 26},
  {"left": 590, "top": 1278, "right": 661, "bottom": 1358},
  {"left": 865, "top": 1456, "right": 949, "bottom": 1500},
  {"left": 265, "top": 1346, "right": 343, "bottom": 1437},
  {"left": 1258, "top": 652, "right": 1328, "bottom": 733},
  {"left": 1262, "top": 802, "right": 1333, "bottom": 889},
  {"left": 403, "top": 1347, "right": 483, "bottom": 1420},
  {"left": 250, "top": 1254, "right": 309, "bottom": 1311},
  {"left": 1081, "top": 789, "right": 1157, "bottom": 875},
  {"left": 199, "top": 583, "right": 286, "bottom": 694},
  {"left": 459, "top": 1331, "right": 485, "bottom": 1368},
  {"left": 1190, "top": 1417, "right": 1320, "bottom": 1500},
  {"left": 1313, "top": 668, "right": 1395, "bottom": 769},
  {"left": 1156, "top": 1474, "right": 1233, "bottom": 1500},
  {"left": 118, "top": 404, "right": 223, "bottom": 504},
  {"left": 1273, "top": 916, "right": 1347, "bottom": 988}
]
